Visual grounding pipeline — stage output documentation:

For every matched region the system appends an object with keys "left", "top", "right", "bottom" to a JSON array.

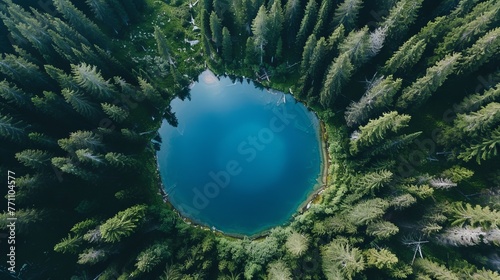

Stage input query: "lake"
[{"left": 156, "top": 70, "right": 323, "bottom": 236}]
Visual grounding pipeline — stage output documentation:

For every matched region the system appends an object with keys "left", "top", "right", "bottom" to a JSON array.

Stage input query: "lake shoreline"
[{"left": 155, "top": 72, "right": 332, "bottom": 240}]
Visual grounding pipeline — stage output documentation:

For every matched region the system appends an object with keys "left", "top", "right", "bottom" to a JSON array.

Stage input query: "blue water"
[{"left": 157, "top": 70, "right": 322, "bottom": 236}]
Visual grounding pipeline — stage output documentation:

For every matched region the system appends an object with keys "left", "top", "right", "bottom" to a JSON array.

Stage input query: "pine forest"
[{"left": 0, "top": 0, "right": 499, "bottom": 279}]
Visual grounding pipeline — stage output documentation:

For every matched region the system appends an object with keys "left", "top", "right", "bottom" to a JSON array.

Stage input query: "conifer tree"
[
  {"left": 15, "top": 149, "right": 52, "bottom": 169},
  {"left": 222, "top": 27, "right": 232, "bottom": 63},
  {"left": 322, "top": 239, "right": 365, "bottom": 280},
  {"left": 61, "top": 88, "right": 99, "bottom": 119},
  {"left": 312, "top": 0, "right": 333, "bottom": 37},
  {"left": 345, "top": 75, "right": 402, "bottom": 127},
  {"left": 251, "top": 5, "right": 268, "bottom": 65},
  {"left": 382, "top": 36, "right": 427, "bottom": 74},
  {"left": 455, "top": 102, "right": 500, "bottom": 136},
  {"left": 366, "top": 220, "right": 399, "bottom": 239},
  {"left": 350, "top": 111, "right": 411, "bottom": 153},
  {"left": 396, "top": 53, "right": 461, "bottom": 110},
  {"left": 459, "top": 27, "right": 500, "bottom": 73},
  {"left": 295, "top": 0, "right": 318, "bottom": 49},
  {"left": 320, "top": 53, "right": 353, "bottom": 107},
  {"left": 339, "top": 27, "right": 371, "bottom": 66},
  {"left": 267, "top": 0, "right": 284, "bottom": 61},
  {"left": 285, "top": 231, "right": 309, "bottom": 257},
  {"left": 380, "top": 0, "right": 423, "bottom": 44},
  {"left": 333, "top": 0, "right": 363, "bottom": 31},
  {"left": 101, "top": 103, "right": 129, "bottom": 123},
  {"left": 459, "top": 126, "right": 500, "bottom": 164},
  {"left": 209, "top": 11, "right": 223, "bottom": 50},
  {"left": 0, "top": 114, "right": 27, "bottom": 141},
  {"left": 365, "top": 248, "right": 398, "bottom": 269},
  {"left": 100, "top": 205, "right": 147, "bottom": 243},
  {"left": 414, "top": 259, "right": 459, "bottom": 280},
  {"left": 346, "top": 198, "right": 389, "bottom": 226},
  {"left": 52, "top": 0, "right": 108, "bottom": 46}
]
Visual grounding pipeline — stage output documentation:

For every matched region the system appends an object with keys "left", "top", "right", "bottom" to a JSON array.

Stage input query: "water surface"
[{"left": 157, "top": 70, "right": 322, "bottom": 236}]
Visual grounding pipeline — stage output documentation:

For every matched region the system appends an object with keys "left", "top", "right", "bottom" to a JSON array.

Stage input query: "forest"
[{"left": 0, "top": 0, "right": 499, "bottom": 279}]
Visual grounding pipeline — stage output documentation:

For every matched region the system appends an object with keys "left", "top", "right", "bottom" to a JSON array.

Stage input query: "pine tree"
[
  {"left": 414, "top": 259, "right": 459, "bottom": 280},
  {"left": 295, "top": 0, "right": 318, "bottom": 49},
  {"left": 320, "top": 53, "right": 353, "bottom": 107},
  {"left": 285, "top": 231, "right": 309, "bottom": 257},
  {"left": 0, "top": 53, "right": 47, "bottom": 87},
  {"left": 365, "top": 248, "right": 398, "bottom": 269},
  {"left": 284, "top": 0, "right": 303, "bottom": 44},
  {"left": 435, "top": 7, "right": 499, "bottom": 58},
  {"left": 54, "top": 234, "right": 82, "bottom": 254},
  {"left": 455, "top": 82, "right": 500, "bottom": 113},
  {"left": 0, "top": 114, "right": 27, "bottom": 141},
  {"left": 52, "top": 0, "right": 108, "bottom": 46},
  {"left": 299, "top": 34, "right": 317, "bottom": 78},
  {"left": 396, "top": 53, "right": 461, "bottom": 110},
  {"left": 267, "top": 261, "right": 292, "bottom": 280},
  {"left": 0, "top": 79, "right": 32, "bottom": 108},
  {"left": 61, "top": 88, "right": 99, "bottom": 119},
  {"left": 101, "top": 103, "right": 129, "bottom": 123},
  {"left": 105, "top": 152, "right": 135, "bottom": 169},
  {"left": 345, "top": 75, "right": 402, "bottom": 127},
  {"left": 135, "top": 243, "right": 170, "bottom": 273},
  {"left": 154, "top": 26, "right": 173, "bottom": 64},
  {"left": 85, "top": 0, "right": 120, "bottom": 31},
  {"left": 455, "top": 102, "right": 500, "bottom": 136},
  {"left": 267, "top": 0, "right": 284, "bottom": 61},
  {"left": 339, "top": 27, "right": 371, "bottom": 66},
  {"left": 448, "top": 202, "right": 500, "bottom": 229},
  {"left": 382, "top": 36, "right": 427, "bottom": 74},
  {"left": 333, "top": 0, "right": 363, "bottom": 31},
  {"left": 459, "top": 126, "right": 500, "bottom": 164},
  {"left": 78, "top": 248, "right": 108, "bottom": 265},
  {"left": 438, "top": 226, "right": 485, "bottom": 246},
  {"left": 380, "top": 0, "right": 423, "bottom": 44},
  {"left": 15, "top": 149, "right": 52, "bottom": 169},
  {"left": 209, "top": 11, "right": 223, "bottom": 50},
  {"left": 100, "top": 205, "right": 147, "bottom": 243},
  {"left": 312, "top": 0, "right": 333, "bottom": 37},
  {"left": 71, "top": 63, "right": 116, "bottom": 100},
  {"left": 322, "top": 239, "right": 365, "bottom": 280},
  {"left": 459, "top": 27, "right": 500, "bottom": 73},
  {"left": 346, "top": 198, "right": 389, "bottom": 226},
  {"left": 354, "top": 170, "right": 393, "bottom": 194},
  {"left": 366, "top": 220, "right": 399, "bottom": 239},
  {"left": 222, "top": 27, "right": 232, "bottom": 63},
  {"left": 350, "top": 111, "right": 411, "bottom": 153},
  {"left": 390, "top": 194, "right": 417, "bottom": 209},
  {"left": 76, "top": 148, "right": 104, "bottom": 166},
  {"left": 251, "top": 6, "right": 269, "bottom": 65},
  {"left": 58, "top": 131, "right": 103, "bottom": 153}
]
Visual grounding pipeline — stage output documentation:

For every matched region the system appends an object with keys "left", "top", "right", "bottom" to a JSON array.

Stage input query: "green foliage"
[
  {"left": 134, "top": 243, "right": 170, "bottom": 274},
  {"left": 459, "top": 126, "right": 500, "bottom": 163},
  {"left": 346, "top": 198, "right": 389, "bottom": 226},
  {"left": 448, "top": 202, "right": 500, "bottom": 229},
  {"left": 15, "top": 149, "right": 51, "bottom": 169},
  {"left": 365, "top": 248, "right": 398, "bottom": 269},
  {"left": 414, "top": 259, "right": 460, "bottom": 280},
  {"left": 322, "top": 239, "right": 365, "bottom": 280},
  {"left": 100, "top": 205, "right": 147, "bottom": 243},
  {"left": 397, "top": 53, "right": 461, "bottom": 109},
  {"left": 285, "top": 231, "right": 309, "bottom": 257},
  {"left": 333, "top": 0, "right": 363, "bottom": 31},
  {"left": 366, "top": 220, "right": 399, "bottom": 239},
  {"left": 54, "top": 234, "right": 82, "bottom": 254},
  {"left": 267, "top": 260, "right": 292, "bottom": 280},
  {"left": 320, "top": 53, "right": 353, "bottom": 107},
  {"left": 345, "top": 75, "right": 402, "bottom": 126},
  {"left": 350, "top": 111, "right": 411, "bottom": 153},
  {"left": 382, "top": 36, "right": 426, "bottom": 74}
]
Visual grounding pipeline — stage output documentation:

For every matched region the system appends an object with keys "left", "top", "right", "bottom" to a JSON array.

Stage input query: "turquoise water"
[{"left": 157, "top": 70, "right": 322, "bottom": 236}]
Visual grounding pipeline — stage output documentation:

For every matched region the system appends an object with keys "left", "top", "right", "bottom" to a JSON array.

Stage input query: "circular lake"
[{"left": 157, "top": 70, "right": 323, "bottom": 236}]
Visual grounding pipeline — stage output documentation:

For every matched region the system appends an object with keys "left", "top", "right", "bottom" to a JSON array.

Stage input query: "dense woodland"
[{"left": 0, "top": 0, "right": 499, "bottom": 279}]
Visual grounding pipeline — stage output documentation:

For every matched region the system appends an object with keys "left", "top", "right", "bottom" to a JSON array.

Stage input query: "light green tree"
[
  {"left": 333, "top": 0, "right": 363, "bottom": 31},
  {"left": 350, "top": 111, "right": 411, "bottom": 153},
  {"left": 322, "top": 239, "right": 365, "bottom": 280},
  {"left": 320, "top": 53, "right": 353, "bottom": 107},
  {"left": 365, "top": 248, "right": 398, "bottom": 269},
  {"left": 100, "top": 204, "right": 147, "bottom": 243},
  {"left": 285, "top": 231, "right": 309, "bottom": 257}
]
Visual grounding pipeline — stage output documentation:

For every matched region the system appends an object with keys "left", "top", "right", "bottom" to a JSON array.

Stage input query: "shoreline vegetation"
[{"left": 156, "top": 71, "right": 331, "bottom": 240}]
